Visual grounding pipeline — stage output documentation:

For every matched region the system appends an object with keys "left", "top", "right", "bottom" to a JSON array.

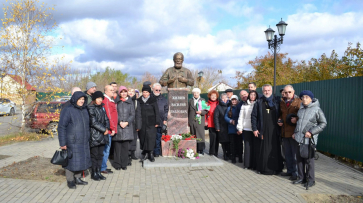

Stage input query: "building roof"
[
  {"left": 7, "top": 74, "right": 36, "bottom": 91},
  {"left": 207, "top": 82, "right": 233, "bottom": 92}
]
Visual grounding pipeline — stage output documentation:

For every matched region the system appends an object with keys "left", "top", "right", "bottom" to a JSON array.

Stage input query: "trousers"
[
  {"left": 209, "top": 128, "right": 219, "bottom": 156},
  {"left": 296, "top": 145, "right": 315, "bottom": 181},
  {"left": 65, "top": 169, "right": 81, "bottom": 182}
]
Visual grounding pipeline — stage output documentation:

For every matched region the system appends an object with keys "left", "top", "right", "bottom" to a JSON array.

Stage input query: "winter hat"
[
  {"left": 225, "top": 88, "right": 233, "bottom": 93},
  {"left": 143, "top": 81, "right": 152, "bottom": 86},
  {"left": 192, "top": 88, "right": 201, "bottom": 94},
  {"left": 118, "top": 86, "right": 128, "bottom": 94},
  {"left": 135, "top": 89, "right": 140, "bottom": 94},
  {"left": 86, "top": 82, "right": 97, "bottom": 91},
  {"left": 142, "top": 85, "right": 152, "bottom": 93},
  {"left": 231, "top": 95, "right": 239, "bottom": 101},
  {"left": 299, "top": 90, "right": 314, "bottom": 99},
  {"left": 92, "top": 91, "right": 104, "bottom": 101}
]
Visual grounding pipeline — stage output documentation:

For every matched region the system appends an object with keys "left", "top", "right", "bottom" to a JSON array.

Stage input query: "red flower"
[
  {"left": 162, "top": 135, "right": 171, "bottom": 142},
  {"left": 184, "top": 138, "right": 191, "bottom": 140}
]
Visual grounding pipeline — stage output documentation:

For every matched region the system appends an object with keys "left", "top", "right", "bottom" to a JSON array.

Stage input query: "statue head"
[{"left": 173, "top": 52, "right": 184, "bottom": 69}]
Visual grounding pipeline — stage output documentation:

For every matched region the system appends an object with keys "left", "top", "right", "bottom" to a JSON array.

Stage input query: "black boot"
[
  {"left": 91, "top": 168, "right": 100, "bottom": 181},
  {"left": 97, "top": 168, "right": 106, "bottom": 180},
  {"left": 130, "top": 151, "right": 138, "bottom": 160},
  {"left": 74, "top": 177, "right": 88, "bottom": 185},
  {"left": 148, "top": 152, "right": 155, "bottom": 162},
  {"left": 128, "top": 156, "right": 132, "bottom": 166},
  {"left": 67, "top": 181, "right": 76, "bottom": 189},
  {"left": 231, "top": 156, "right": 236, "bottom": 164}
]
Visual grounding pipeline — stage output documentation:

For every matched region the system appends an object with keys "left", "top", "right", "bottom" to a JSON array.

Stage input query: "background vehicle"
[
  {"left": 54, "top": 96, "right": 71, "bottom": 102},
  {"left": 26, "top": 101, "right": 65, "bottom": 136},
  {"left": 0, "top": 98, "right": 16, "bottom": 116}
]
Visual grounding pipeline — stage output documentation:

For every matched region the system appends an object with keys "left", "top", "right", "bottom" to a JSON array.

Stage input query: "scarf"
[
  {"left": 121, "top": 97, "right": 128, "bottom": 102},
  {"left": 142, "top": 96, "right": 149, "bottom": 103},
  {"left": 265, "top": 95, "right": 274, "bottom": 108},
  {"left": 193, "top": 97, "right": 200, "bottom": 107}
]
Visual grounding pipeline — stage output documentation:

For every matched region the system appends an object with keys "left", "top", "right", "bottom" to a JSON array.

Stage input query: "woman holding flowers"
[
  {"left": 188, "top": 88, "right": 209, "bottom": 155},
  {"left": 206, "top": 90, "right": 219, "bottom": 156}
]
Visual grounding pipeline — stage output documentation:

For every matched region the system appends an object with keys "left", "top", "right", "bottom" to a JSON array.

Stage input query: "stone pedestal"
[
  {"left": 167, "top": 88, "right": 189, "bottom": 135},
  {"left": 161, "top": 140, "right": 197, "bottom": 157}
]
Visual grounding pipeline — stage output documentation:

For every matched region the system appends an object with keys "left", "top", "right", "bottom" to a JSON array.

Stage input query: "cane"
[{"left": 306, "top": 138, "right": 311, "bottom": 190}]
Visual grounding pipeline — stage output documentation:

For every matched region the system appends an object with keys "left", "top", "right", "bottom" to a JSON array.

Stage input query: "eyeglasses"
[
  {"left": 286, "top": 91, "right": 292, "bottom": 93},
  {"left": 154, "top": 90, "right": 161, "bottom": 92}
]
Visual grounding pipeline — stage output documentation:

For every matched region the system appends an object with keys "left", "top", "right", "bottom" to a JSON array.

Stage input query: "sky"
[{"left": 10, "top": 0, "right": 363, "bottom": 86}]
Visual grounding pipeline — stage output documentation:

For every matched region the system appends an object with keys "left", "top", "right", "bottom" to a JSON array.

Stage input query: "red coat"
[
  {"left": 103, "top": 95, "right": 118, "bottom": 134},
  {"left": 207, "top": 100, "right": 218, "bottom": 128}
]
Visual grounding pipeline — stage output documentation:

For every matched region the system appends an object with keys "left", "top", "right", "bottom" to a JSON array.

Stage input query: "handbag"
[
  {"left": 51, "top": 149, "right": 72, "bottom": 167},
  {"left": 299, "top": 138, "right": 315, "bottom": 159}
]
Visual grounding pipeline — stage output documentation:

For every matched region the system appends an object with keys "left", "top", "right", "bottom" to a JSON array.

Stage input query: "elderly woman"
[
  {"left": 188, "top": 88, "right": 209, "bottom": 155},
  {"left": 113, "top": 86, "right": 135, "bottom": 170},
  {"left": 214, "top": 93, "right": 230, "bottom": 160},
  {"left": 58, "top": 91, "right": 91, "bottom": 189},
  {"left": 237, "top": 90, "right": 258, "bottom": 169},
  {"left": 88, "top": 91, "right": 110, "bottom": 181},
  {"left": 127, "top": 88, "right": 142, "bottom": 160},
  {"left": 138, "top": 85, "right": 159, "bottom": 162},
  {"left": 206, "top": 90, "right": 219, "bottom": 156},
  {"left": 224, "top": 95, "right": 241, "bottom": 163},
  {"left": 293, "top": 90, "right": 327, "bottom": 187}
]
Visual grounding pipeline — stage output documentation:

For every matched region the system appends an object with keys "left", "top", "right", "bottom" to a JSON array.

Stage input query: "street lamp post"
[
  {"left": 264, "top": 18, "right": 288, "bottom": 96},
  {"left": 197, "top": 71, "right": 204, "bottom": 89}
]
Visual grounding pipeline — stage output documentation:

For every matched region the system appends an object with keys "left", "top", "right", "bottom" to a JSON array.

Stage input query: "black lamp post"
[
  {"left": 264, "top": 18, "right": 288, "bottom": 96},
  {"left": 197, "top": 71, "right": 204, "bottom": 89}
]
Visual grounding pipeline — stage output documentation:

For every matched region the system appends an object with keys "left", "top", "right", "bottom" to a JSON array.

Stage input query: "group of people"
[
  {"left": 57, "top": 79, "right": 327, "bottom": 190},
  {"left": 192, "top": 82, "right": 327, "bottom": 189},
  {"left": 58, "top": 81, "right": 168, "bottom": 189}
]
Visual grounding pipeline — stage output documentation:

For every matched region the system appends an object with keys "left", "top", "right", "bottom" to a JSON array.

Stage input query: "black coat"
[
  {"left": 251, "top": 96, "right": 280, "bottom": 135},
  {"left": 58, "top": 92, "right": 92, "bottom": 172},
  {"left": 214, "top": 100, "right": 229, "bottom": 143},
  {"left": 131, "top": 95, "right": 142, "bottom": 130},
  {"left": 87, "top": 103, "right": 110, "bottom": 147},
  {"left": 114, "top": 97, "right": 135, "bottom": 141},
  {"left": 137, "top": 96, "right": 159, "bottom": 151},
  {"left": 155, "top": 94, "right": 168, "bottom": 127}
]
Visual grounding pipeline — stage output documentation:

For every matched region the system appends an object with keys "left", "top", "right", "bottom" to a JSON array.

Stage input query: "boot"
[
  {"left": 223, "top": 153, "right": 228, "bottom": 161},
  {"left": 91, "top": 168, "right": 100, "bottom": 181},
  {"left": 231, "top": 156, "right": 236, "bottom": 164},
  {"left": 238, "top": 156, "right": 243, "bottom": 163},
  {"left": 67, "top": 181, "right": 76, "bottom": 189},
  {"left": 97, "top": 167, "right": 106, "bottom": 180},
  {"left": 130, "top": 151, "right": 138, "bottom": 160},
  {"left": 74, "top": 177, "right": 88, "bottom": 185},
  {"left": 128, "top": 156, "right": 132, "bottom": 166},
  {"left": 148, "top": 152, "right": 155, "bottom": 162}
]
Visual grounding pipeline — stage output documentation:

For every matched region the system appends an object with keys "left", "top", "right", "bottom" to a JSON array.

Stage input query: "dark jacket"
[
  {"left": 224, "top": 105, "right": 239, "bottom": 134},
  {"left": 114, "top": 97, "right": 135, "bottom": 141},
  {"left": 188, "top": 97, "right": 208, "bottom": 126},
  {"left": 131, "top": 95, "right": 142, "bottom": 130},
  {"left": 87, "top": 103, "right": 110, "bottom": 147},
  {"left": 214, "top": 99, "right": 229, "bottom": 143},
  {"left": 58, "top": 91, "right": 92, "bottom": 172},
  {"left": 84, "top": 91, "right": 92, "bottom": 105},
  {"left": 154, "top": 94, "right": 168, "bottom": 127},
  {"left": 251, "top": 95, "right": 280, "bottom": 135},
  {"left": 60, "top": 100, "right": 71, "bottom": 114},
  {"left": 137, "top": 96, "right": 159, "bottom": 150}
]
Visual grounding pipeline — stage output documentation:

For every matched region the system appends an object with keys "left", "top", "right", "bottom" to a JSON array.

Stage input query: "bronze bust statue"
[{"left": 159, "top": 52, "right": 195, "bottom": 88}]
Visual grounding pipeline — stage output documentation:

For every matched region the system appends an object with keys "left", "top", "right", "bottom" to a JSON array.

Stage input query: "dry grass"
[{"left": 0, "top": 132, "right": 50, "bottom": 147}]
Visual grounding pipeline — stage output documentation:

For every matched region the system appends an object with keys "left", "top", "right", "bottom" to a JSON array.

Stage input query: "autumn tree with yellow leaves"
[{"left": 0, "top": 0, "right": 59, "bottom": 132}]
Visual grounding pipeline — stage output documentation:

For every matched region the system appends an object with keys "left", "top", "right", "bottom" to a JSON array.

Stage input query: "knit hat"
[
  {"left": 299, "top": 90, "right": 314, "bottom": 99},
  {"left": 135, "top": 89, "right": 140, "bottom": 93},
  {"left": 225, "top": 88, "right": 233, "bottom": 93},
  {"left": 92, "top": 91, "right": 104, "bottom": 101},
  {"left": 142, "top": 85, "right": 152, "bottom": 93},
  {"left": 231, "top": 95, "right": 239, "bottom": 101},
  {"left": 143, "top": 81, "right": 152, "bottom": 86},
  {"left": 118, "top": 86, "right": 128, "bottom": 94},
  {"left": 86, "top": 82, "right": 97, "bottom": 91},
  {"left": 192, "top": 88, "right": 201, "bottom": 94}
]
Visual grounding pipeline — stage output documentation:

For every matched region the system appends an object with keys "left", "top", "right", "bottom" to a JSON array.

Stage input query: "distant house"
[
  {"left": 0, "top": 74, "right": 36, "bottom": 105},
  {"left": 207, "top": 82, "right": 234, "bottom": 92}
]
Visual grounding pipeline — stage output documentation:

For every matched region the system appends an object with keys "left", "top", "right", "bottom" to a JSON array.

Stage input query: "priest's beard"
[{"left": 174, "top": 63, "right": 182, "bottom": 69}]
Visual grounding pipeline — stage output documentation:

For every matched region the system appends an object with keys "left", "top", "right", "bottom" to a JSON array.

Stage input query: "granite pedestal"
[{"left": 166, "top": 88, "right": 189, "bottom": 135}]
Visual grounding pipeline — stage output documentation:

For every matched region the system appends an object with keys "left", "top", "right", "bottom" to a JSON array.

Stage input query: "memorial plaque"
[{"left": 167, "top": 88, "right": 189, "bottom": 135}]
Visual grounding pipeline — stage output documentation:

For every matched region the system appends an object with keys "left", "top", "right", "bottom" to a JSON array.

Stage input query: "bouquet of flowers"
[
  {"left": 161, "top": 135, "right": 171, "bottom": 142},
  {"left": 196, "top": 100, "right": 210, "bottom": 124},
  {"left": 171, "top": 134, "right": 183, "bottom": 153},
  {"left": 177, "top": 148, "right": 199, "bottom": 159}
]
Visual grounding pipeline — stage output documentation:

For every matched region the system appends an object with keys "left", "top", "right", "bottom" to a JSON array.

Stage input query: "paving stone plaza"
[{"left": 0, "top": 137, "right": 362, "bottom": 203}]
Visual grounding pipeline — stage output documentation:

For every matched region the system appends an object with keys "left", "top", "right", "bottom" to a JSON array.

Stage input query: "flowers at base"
[
  {"left": 171, "top": 134, "right": 182, "bottom": 153},
  {"left": 161, "top": 135, "right": 171, "bottom": 142},
  {"left": 171, "top": 134, "right": 182, "bottom": 141},
  {"left": 177, "top": 148, "right": 200, "bottom": 159}
]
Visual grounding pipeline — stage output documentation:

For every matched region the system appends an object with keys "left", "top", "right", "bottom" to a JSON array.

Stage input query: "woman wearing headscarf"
[
  {"left": 206, "top": 90, "right": 219, "bottom": 156},
  {"left": 137, "top": 85, "right": 159, "bottom": 162},
  {"left": 237, "top": 90, "right": 258, "bottom": 169},
  {"left": 113, "top": 86, "right": 135, "bottom": 170},
  {"left": 292, "top": 90, "right": 327, "bottom": 188},
  {"left": 87, "top": 91, "right": 110, "bottom": 181},
  {"left": 58, "top": 91, "right": 92, "bottom": 189},
  {"left": 214, "top": 93, "right": 230, "bottom": 160}
]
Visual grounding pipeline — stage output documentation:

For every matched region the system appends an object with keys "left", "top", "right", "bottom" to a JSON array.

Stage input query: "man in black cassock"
[{"left": 251, "top": 84, "right": 284, "bottom": 175}]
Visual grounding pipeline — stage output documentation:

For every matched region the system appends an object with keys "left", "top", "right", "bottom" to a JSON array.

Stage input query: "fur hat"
[
  {"left": 142, "top": 85, "right": 152, "bottom": 93},
  {"left": 92, "top": 91, "right": 104, "bottom": 101}
]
